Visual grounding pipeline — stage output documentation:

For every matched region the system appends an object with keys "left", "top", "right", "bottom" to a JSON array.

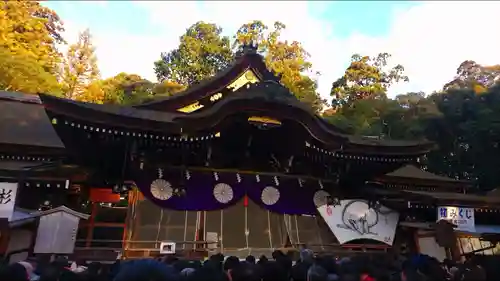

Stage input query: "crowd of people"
[{"left": 0, "top": 249, "right": 492, "bottom": 281}]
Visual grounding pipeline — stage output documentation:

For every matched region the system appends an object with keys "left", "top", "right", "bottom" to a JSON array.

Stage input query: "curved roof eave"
[
  {"left": 39, "top": 89, "right": 434, "bottom": 156},
  {"left": 39, "top": 94, "right": 182, "bottom": 134},
  {"left": 134, "top": 52, "right": 278, "bottom": 111}
]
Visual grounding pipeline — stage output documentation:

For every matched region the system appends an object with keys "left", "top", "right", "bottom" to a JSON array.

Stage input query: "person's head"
[
  {"left": 163, "top": 255, "right": 179, "bottom": 265},
  {"left": 272, "top": 250, "right": 284, "bottom": 260},
  {"left": 462, "top": 265, "right": 486, "bottom": 281},
  {"left": 230, "top": 263, "right": 260, "bottom": 281},
  {"left": 261, "top": 261, "right": 287, "bottom": 281},
  {"left": 180, "top": 267, "right": 196, "bottom": 280},
  {"left": 2, "top": 263, "right": 30, "bottom": 281},
  {"left": 275, "top": 255, "right": 292, "bottom": 272},
  {"left": 245, "top": 255, "right": 256, "bottom": 264},
  {"left": 224, "top": 256, "right": 241, "bottom": 272},
  {"left": 307, "top": 265, "right": 328, "bottom": 281},
  {"left": 211, "top": 253, "right": 225, "bottom": 263},
  {"left": 114, "top": 259, "right": 178, "bottom": 281},
  {"left": 300, "top": 249, "right": 314, "bottom": 264},
  {"left": 209, "top": 254, "right": 225, "bottom": 271},
  {"left": 39, "top": 265, "right": 61, "bottom": 281},
  {"left": 86, "top": 262, "right": 102, "bottom": 275},
  {"left": 190, "top": 264, "right": 228, "bottom": 281},
  {"left": 59, "top": 270, "right": 80, "bottom": 281},
  {"left": 317, "top": 256, "right": 337, "bottom": 275},
  {"left": 257, "top": 255, "right": 268, "bottom": 266},
  {"left": 18, "top": 261, "right": 35, "bottom": 277}
]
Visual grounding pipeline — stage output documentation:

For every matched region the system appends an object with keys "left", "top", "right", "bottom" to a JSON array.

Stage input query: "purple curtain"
[
  {"left": 133, "top": 169, "right": 320, "bottom": 215},
  {"left": 242, "top": 180, "right": 317, "bottom": 215}
]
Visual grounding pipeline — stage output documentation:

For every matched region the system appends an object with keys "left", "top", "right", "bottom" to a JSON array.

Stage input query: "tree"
[
  {"left": 78, "top": 80, "right": 106, "bottom": 104},
  {"left": 0, "top": 47, "right": 61, "bottom": 95},
  {"left": 79, "top": 73, "right": 187, "bottom": 105},
  {"left": 119, "top": 80, "right": 187, "bottom": 105},
  {"left": 154, "top": 22, "right": 233, "bottom": 85},
  {"left": 233, "top": 20, "right": 325, "bottom": 112},
  {"left": 419, "top": 87, "right": 500, "bottom": 189},
  {"left": 0, "top": 1, "right": 65, "bottom": 93},
  {"left": 79, "top": 73, "right": 145, "bottom": 104},
  {"left": 443, "top": 60, "right": 500, "bottom": 93},
  {"left": 330, "top": 53, "right": 409, "bottom": 109},
  {"left": 325, "top": 90, "right": 440, "bottom": 140},
  {"left": 61, "top": 29, "right": 100, "bottom": 100}
]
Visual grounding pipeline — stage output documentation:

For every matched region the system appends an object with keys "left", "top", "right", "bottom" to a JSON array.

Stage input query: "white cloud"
[{"left": 61, "top": 1, "right": 500, "bottom": 101}]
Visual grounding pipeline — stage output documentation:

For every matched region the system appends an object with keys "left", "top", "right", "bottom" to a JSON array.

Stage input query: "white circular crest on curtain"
[
  {"left": 261, "top": 186, "right": 280, "bottom": 206},
  {"left": 213, "top": 183, "right": 234, "bottom": 204},
  {"left": 313, "top": 190, "right": 330, "bottom": 207},
  {"left": 150, "top": 179, "right": 173, "bottom": 200}
]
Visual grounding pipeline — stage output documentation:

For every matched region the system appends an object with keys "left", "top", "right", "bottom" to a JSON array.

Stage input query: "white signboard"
[
  {"left": 437, "top": 206, "right": 475, "bottom": 232},
  {"left": 0, "top": 182, "right": 18, "bottom": 221},
  {"left": 34, "top": 211, "right": 81, "bottom": 254},
  {"left": 159, "top": 242, "right": 176, "bottom": 254},
  {"left": 317, "top": 199, "right": 399, "bottom": 245}
]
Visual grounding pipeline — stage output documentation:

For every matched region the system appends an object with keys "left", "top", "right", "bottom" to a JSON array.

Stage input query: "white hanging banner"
[
  {"left": 437, "top": 206, "right": 475, "bottom": 232},
  {"left": 317, "top": 199, "right": 399, "bottom": 245},
  {"left": 0, "top": 182, "right": 18, "bottom": 221}
]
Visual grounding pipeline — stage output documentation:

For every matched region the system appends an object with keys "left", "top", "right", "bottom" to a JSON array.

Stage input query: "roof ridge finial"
[{"left": 236, "top": 40, "right": 258, "bottom": 58}]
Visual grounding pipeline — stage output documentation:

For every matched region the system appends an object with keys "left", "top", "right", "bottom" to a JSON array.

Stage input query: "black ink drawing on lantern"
[
  {"left": 0, "top": 189, "right": 12, "bottom": 204},
  {"left": 336, "top": 200, "right": 379, "bottom": 236}
]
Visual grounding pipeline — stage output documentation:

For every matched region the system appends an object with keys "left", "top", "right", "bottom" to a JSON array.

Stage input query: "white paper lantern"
[
  {"left": 150, "top": 179, "right": 173, "bottom": 200},
  {"left": 261, "top": 186, "right": 280, "bottom": 206},
  {"left": 213, "top": 183, "right": 234, "bottom": 204}
]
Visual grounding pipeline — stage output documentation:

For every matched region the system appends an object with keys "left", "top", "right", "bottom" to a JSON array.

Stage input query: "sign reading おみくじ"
[{"left": 437, "top": 206, "right": 475, "bottom": 232}]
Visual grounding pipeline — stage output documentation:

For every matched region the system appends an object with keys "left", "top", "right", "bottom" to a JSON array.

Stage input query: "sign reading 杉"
[
  {"left": 437, "top": 206, "right": 475, "bottom": 232},
  {"left": 317, "top": 199, "right": 399, "bottom": 245},
  {"left": 0, "top": 182, "right": 18, "bottom": 221}
]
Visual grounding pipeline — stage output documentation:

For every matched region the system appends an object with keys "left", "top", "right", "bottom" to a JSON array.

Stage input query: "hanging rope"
[
  {"left": 220, "top": 210, "right": 224, "bottom": 253},
  {"left": 267, "top": 211, "right": 273, "bottom": 250},
  {"left": 155, "top": 208, "right": 164, "bottom": 248},
  {"left": 183, "top": 211, "right": 188, "bottom": 250},
  {"left": 245, "top": 203, "right": 249, "bottom": 249}
]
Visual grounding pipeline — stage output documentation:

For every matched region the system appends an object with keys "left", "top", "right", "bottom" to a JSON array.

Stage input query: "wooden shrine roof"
[
  {"left": 403, "top": 190, "right": 500, "bottom": 204},
  {"left": 383, "top": 165, "right": 465, "bottom": 183},
  {"left": 0, "top": 91, "right": 64, "bottom": 149},
  {"left": 0, "top": 160, "right": 45, "bottom": 171},
  {"left": 39, "top": 81, "right": 434, "bottom": 155},
  {"left": 135, "top": 45, "right": 279, "bottom": 112}
]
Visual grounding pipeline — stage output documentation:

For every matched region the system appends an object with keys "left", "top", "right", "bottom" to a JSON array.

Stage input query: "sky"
[{"left": 43, "top": 1, "right": 500, "bottom": 101}]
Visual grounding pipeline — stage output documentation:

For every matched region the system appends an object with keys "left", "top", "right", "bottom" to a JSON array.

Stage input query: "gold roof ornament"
[{"left": 247, "top": 116, "right": 281, "bottom": 126}]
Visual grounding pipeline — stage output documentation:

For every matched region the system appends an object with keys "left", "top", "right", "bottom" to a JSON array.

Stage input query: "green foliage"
[
  {"left": 154, "top": 21, "right": 233, "bottom": 85},
  {"left": 330, "top": 53, "right": 408, "bottom": 109},
  {"left": 155, "top": 20, "right": 325, "bottom": 112},
  {"left": 120, "top": 79, "right": 186, "bottom": 105},
  {"left": 443, "top": 60, "right": 500, "bottom": 93},
  {"left": 233, "top": 20, "right": 325, "bottom": 112},
  {"left": 328, "top": 58, "right": 500, "bottom": 190},
  {"left": 422, "top": 86, "right": 500, "bottom": 189}
]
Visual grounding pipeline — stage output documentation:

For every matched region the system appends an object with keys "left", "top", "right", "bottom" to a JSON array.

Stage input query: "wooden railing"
[{"left": 73, "top": 239, "right": 390, "bottom": 261}]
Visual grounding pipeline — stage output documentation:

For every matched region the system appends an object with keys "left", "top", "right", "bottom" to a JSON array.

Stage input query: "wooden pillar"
[
  {"left": 413, "top": 228, "right": 421, "bottom": 254},
  {"left": 85, "top": 202, "right": 98, "bottom": 248},
  {"left": 195, "top": 211, "right": 205, "bottom": 250},
  {"left": 132, "top": 191, "right": 141, "bottom": 241},
  {"left": 450, "top": 234, "right": 461, "bottom": 261},
  {"left": 122, "top": 190, "right": 137, "bottom": 252}
]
